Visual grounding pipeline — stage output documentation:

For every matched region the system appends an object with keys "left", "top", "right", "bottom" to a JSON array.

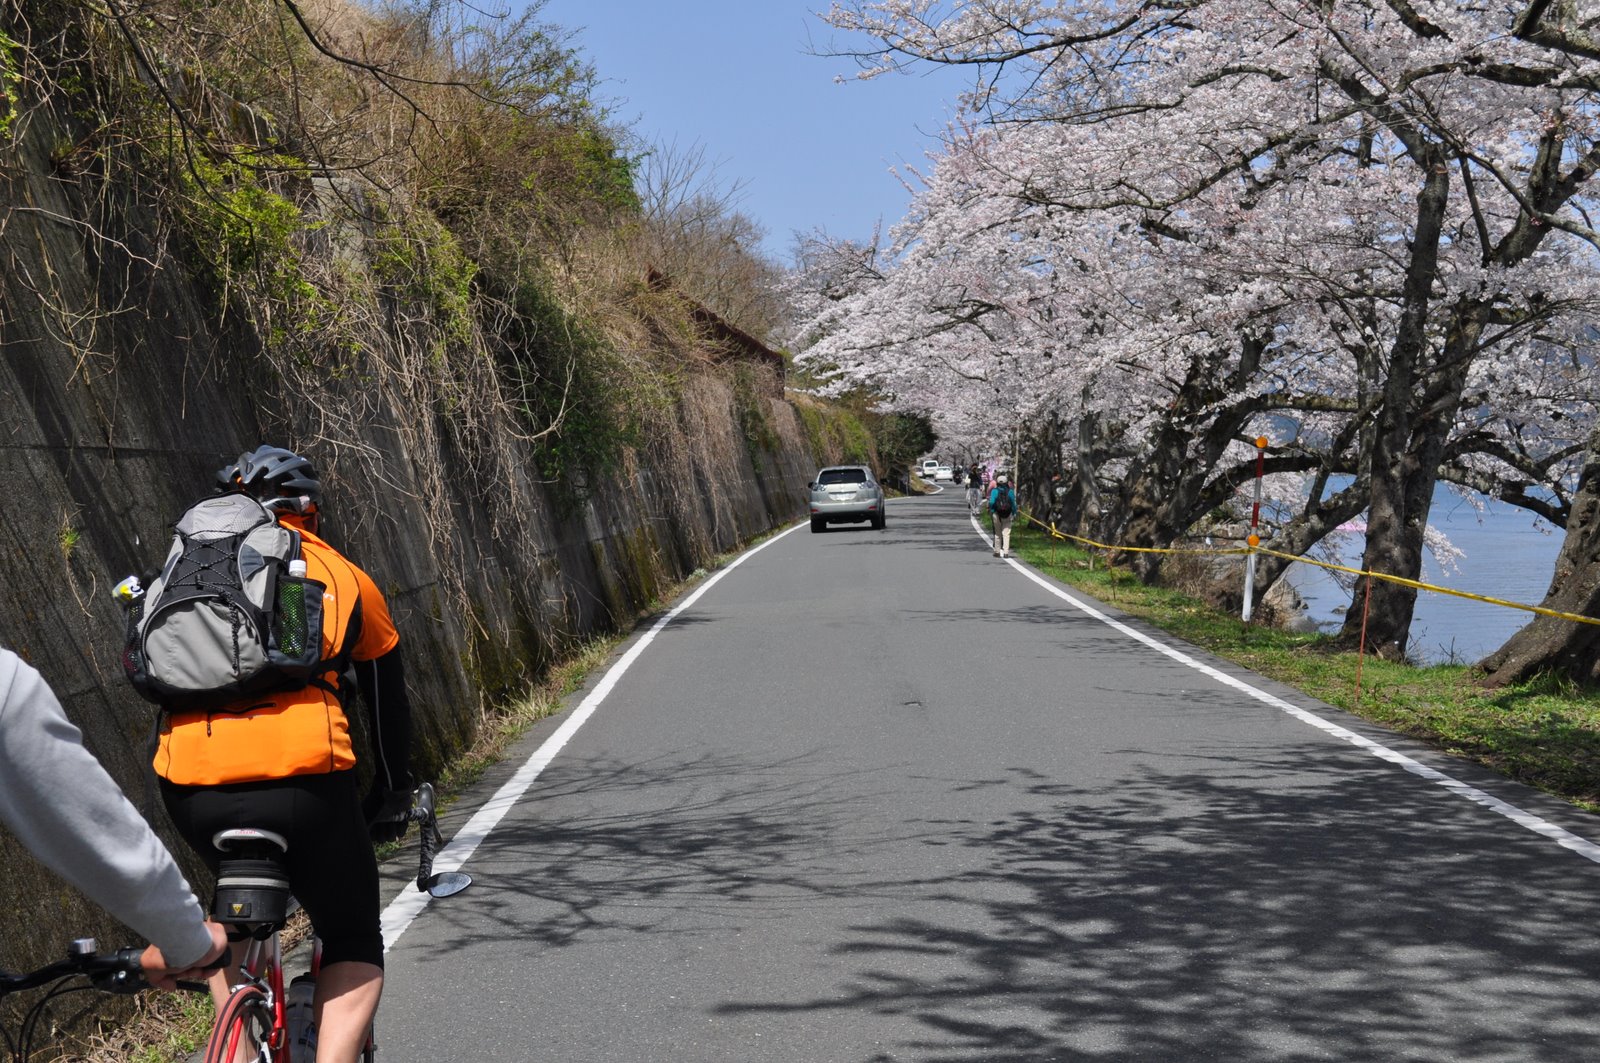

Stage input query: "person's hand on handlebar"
[
  {"left": 363, "top": 786, "right": 413, "bottom": 843},
  {"left": 139, "top": 920, "right": 229, "bottom": 991}
]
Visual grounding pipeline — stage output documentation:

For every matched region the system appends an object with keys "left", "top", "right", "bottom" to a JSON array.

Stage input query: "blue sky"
[{"left": 530, "top": 0, "right": 971, "bottom": 261}]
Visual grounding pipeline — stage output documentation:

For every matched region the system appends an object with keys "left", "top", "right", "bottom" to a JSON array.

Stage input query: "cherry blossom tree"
[{"left": 803, "top": 0, "right": 1600, "bottom": 662}]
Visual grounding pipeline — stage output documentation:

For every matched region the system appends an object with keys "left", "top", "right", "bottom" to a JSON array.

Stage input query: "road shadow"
[
  {"left": 706, "top": 753, "right": 1600, "bottom": 1061},
  {"left": 416, "top": 743, "right": 1600, "bottom": 1062},
  {"left": 825, "top": 497, "right": 993, "bottom": 555},
  {"left": 414, "top": 748, "right": 923, "bottom": 952}
]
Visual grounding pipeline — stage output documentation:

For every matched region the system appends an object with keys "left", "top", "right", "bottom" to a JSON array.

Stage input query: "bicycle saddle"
[{"left": 211, "top": 828, "right": 289, "bottom": 853}]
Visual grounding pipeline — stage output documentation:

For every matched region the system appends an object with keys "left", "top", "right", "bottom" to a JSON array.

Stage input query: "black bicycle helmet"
[{"left": 216, "top": 445, "right": 322, "bottom": 513}]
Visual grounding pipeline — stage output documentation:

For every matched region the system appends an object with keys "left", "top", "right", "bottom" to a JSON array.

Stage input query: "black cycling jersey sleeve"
[{"left": 355, "top": 648, "right": 414, "bottom": 794}]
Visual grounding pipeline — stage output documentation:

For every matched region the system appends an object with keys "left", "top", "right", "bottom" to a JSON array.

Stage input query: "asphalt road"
[{"left": 377, "top": 490, "right": 1600, "bottom": 1062}]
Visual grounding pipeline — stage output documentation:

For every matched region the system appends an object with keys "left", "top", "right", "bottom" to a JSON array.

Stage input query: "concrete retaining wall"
[{"left": 0, "top": 108, "right": 826, "bottom": 978}]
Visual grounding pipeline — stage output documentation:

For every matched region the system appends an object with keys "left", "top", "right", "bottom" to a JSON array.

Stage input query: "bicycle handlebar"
[
  {"left": 0, "top": 941, "right": 146, "bottom": 998},
  {"left": 410, "top": 780, "right": 438, "bottom": 825}
]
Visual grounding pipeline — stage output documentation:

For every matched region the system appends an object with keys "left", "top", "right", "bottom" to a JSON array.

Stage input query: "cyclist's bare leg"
[
  {"left": 313, "top": 960, "right": 383, "bottom": 1063},
  {"left": 207, "top": 939, "right": 249, "bottom": 1010},
  {"left": 204, "top": 940, "right": 258, "bottom": 1063}
]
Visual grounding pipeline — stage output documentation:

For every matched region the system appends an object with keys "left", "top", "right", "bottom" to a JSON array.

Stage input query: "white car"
[
  {"left": 920, "top": 459, "right": 939, "bottom": 480},
  {"left": 934, "top": 465, "right": 954, "bottom": 482}
]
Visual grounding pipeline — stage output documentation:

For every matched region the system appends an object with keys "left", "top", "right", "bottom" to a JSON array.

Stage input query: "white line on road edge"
[
  {"left": 380, "top": 521, "right": 808, "bottom": 950},
  {"left": 982, "top": 517, "right": 1600, "bottom": 864}
]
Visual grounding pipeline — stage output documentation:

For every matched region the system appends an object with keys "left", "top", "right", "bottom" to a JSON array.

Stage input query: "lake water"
[{"left": 1283, "top": 488, "right": 1564, "bottom": 665}]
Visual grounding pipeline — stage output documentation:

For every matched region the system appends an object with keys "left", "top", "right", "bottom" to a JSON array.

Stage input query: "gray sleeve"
[{"left": 0, "top": 650, "right": 214, "bottom": 968}]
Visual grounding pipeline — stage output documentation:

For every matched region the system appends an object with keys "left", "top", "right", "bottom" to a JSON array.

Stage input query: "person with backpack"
[
  {"left": 0, "top": 648, "right": 229, "bottom": 989},
  {"left": 989, "top": 471, "right": 1018, "bottom": 557},
  {"left": 136, "top": 446, "right": 414, "bottom": 1063}
]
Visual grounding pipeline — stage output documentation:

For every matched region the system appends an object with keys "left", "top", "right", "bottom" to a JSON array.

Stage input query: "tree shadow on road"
[
  {"left": 706, "top": 754, "right": 1600, "bottom": 1061},
  {"left": 411, "top": 742, "right": 1600, "bottom": 1062},
  {"left": 418, "top": 747, "right": 923, "bottom": 949}
]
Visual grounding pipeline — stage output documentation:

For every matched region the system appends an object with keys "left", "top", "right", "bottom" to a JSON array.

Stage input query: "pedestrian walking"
[
  {"left": 989, "top": 472, "right": 1017, "bottom": 557},
  {"left": 966, "top": 462, "right": 985, "bottom": 514}
]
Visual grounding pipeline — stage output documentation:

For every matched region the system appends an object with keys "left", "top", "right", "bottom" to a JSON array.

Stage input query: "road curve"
[{"left": 378, "top": 490, "right": 1600, "bottom": 1062}]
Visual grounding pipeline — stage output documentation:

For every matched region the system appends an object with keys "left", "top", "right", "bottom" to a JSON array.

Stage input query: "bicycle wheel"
[{"left": 202, "top": 984, "right": 276, "bottom": 1063}]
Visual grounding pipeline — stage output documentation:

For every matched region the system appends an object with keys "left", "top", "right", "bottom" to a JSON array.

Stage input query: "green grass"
[
  {"left": 437, "top": 635, "right": 621, "bottom": 798},
  {"left": 75, "top": 988, "right": 215, "bottom": 1062},
  {"left": 1007, "top": 523, "right": 1600, "bottom": 813}
]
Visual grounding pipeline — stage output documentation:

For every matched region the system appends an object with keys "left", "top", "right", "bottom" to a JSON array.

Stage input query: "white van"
[{"left": 921, "top": 459, "right": 939, "bottom": 480}]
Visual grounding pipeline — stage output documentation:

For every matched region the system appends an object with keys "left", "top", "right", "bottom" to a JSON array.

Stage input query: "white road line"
[
  {"left": 380, "top": 521, "right": 807, "bottom": 950},
  {"left": 977, "top": 514, "right": 1600, "bottom": 864}
]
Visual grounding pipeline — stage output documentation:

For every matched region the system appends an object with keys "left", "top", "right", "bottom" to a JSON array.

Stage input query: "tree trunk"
[
  {"left": 1340, "top": 119, "right": 1577, "bottom": 657},
  {"left": 1071, "top": 403, "right": 1113, "bottom": 539},
  {"left": 1343, "top": 321, "right": 1485, "bottom": 656},
  {"left": 1478, "top": 422, "right": 1600, "bottom": 687},
  {"left": 1019, "top": 411, "right": 1068, "bottom": 520},
  {"left": 1339, "top": 153, "right": 1450, "bottom": 658},
  {"left": 1113, "top": 338, "right": 1268, "bottom": 581}
]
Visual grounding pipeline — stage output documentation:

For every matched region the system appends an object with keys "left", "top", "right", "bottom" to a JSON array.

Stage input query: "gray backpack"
[{"left": 122, "top": 493, "right": 324, "bottom": 709}]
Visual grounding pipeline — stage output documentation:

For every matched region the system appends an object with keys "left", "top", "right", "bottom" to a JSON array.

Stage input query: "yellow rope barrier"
[
  {"left": 1017, "top": 510, "right": 1251, "bottom": 557},
  {"left": 1251, "top": 545, "right": 1600, "bottom": 628},
  {"left": 1014, "top": 510, "right": 1600, "bottom": 629}
]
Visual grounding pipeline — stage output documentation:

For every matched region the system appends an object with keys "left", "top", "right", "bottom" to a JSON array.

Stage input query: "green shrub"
[
  {"left": 495, "top": 274, "right": 649, "bottom": 498},
  {"left": 173, "top": 147, "right": 330, "bottom": 345},
  {"left": 730, "top": 363, "right": 779, "bottom": 465},
  {"left": 0, "top": 29, "right": 20, "bottom": 140}
]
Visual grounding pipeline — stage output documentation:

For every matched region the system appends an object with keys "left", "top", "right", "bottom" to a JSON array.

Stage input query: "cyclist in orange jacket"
[{"left": 154, "top": 446, "right": 414, "bottom": 1063}]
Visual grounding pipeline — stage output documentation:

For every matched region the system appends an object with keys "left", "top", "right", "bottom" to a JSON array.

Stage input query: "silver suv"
[{"left": 808, "top": 465, "right": 886, "bottom": 532}]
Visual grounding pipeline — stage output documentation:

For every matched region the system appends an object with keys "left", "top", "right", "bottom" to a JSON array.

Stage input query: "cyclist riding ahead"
[{"left": 150, "top": 446, "right": 415, "bottom": 1063}]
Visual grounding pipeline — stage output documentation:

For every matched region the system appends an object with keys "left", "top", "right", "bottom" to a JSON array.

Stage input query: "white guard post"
[{"left": 1242, "top": 436, "right": 1267, "bottom": 622}]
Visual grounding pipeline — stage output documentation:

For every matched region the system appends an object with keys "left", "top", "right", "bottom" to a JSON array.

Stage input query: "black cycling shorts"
[{"left": 161, "top": 769, "right": 383, "bottom": 969}]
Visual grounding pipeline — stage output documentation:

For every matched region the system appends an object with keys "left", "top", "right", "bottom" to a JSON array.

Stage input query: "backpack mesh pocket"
[{"left": 272, "top": 575, "right": 323, "bottom": 665}]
